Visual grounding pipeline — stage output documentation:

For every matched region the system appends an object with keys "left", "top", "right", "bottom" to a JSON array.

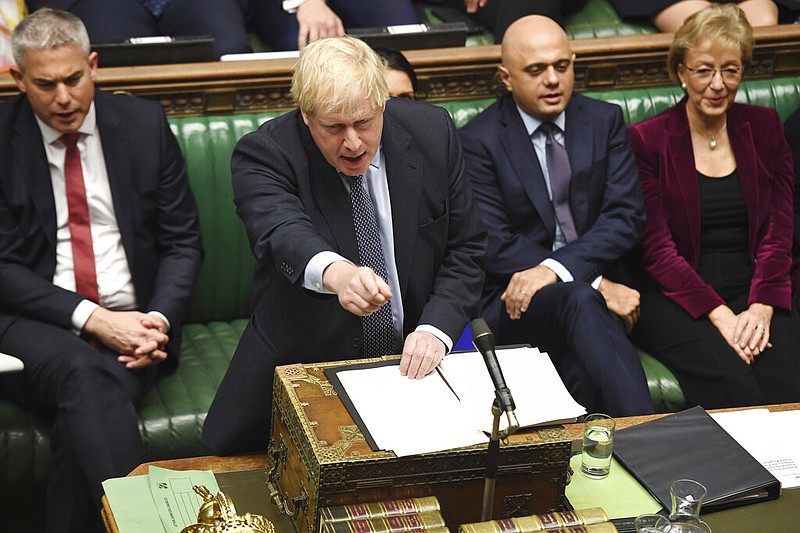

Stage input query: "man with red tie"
[{"left": 0, "top": 9, "right": 203, "bottom": 532}]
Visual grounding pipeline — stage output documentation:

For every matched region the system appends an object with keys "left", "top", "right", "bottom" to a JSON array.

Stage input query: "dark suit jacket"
[
  {"left": 459, "top": 92, "right": 645, "bottom": 332},
  {"left": 231, "top": 97, "right": 487, "bottom": 363},
  {"left": 628, "top": 99, "right": 794, "bottom": 318},
  {"left": 0, "top": 90, "right": 203, "bottom": 366}
]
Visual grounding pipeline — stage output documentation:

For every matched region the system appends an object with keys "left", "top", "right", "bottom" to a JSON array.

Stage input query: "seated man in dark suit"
[
  {"left": 0, "top": 9, "right": 203, "bottom": 532},
  {"left": 203, "top": 35, "right": 488, "bottom": 454},
  {"left": 459, "top": 15, "right": 654, "bottom": 416},
  {"left": 27, "top": 0, "right": 251, "bottom": 59}
]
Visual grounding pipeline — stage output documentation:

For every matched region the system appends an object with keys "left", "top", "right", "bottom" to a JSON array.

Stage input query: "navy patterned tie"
[
  {"left": 349, "top": 174, "right": 396, "bottom": 357},
  {"left": 541, "top": 122, "right": 578, "bottom": 243},
  {"left": 141, "top": 0, "right": 169, "bottom": 16}
]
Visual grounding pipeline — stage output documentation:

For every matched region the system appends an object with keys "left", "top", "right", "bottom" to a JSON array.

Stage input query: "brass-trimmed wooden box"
[{"left": 267, "top": 359, "right": 572, "bottom": 533}]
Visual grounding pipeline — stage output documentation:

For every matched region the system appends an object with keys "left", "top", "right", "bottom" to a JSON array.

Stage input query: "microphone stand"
[{"left": 481, "top": 400, "right": 519, "bottom": 522}]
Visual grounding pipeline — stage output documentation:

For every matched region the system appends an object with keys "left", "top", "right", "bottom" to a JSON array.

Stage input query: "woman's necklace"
[{"left": 697, "top": 121, "right": 727, "bottom": 150}]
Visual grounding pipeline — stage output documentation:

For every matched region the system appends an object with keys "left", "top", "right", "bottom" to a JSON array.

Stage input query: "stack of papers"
[
  {"left": 711, "top": 408, "right": 800, "bottom": 489},
  {"left": 333, "top": 346, "right": 586, "bottom": 457},
  {"left": 102, "top": 466, "right": 220, "bottom": 533}
]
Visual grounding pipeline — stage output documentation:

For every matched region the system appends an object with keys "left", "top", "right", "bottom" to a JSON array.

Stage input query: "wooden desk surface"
[{"left": 102, "top": 403, "right": 800, "bottom": 532}]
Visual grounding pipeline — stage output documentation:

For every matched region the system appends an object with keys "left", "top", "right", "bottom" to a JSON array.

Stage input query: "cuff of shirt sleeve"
[
  {"left": 304, "top": 251, "right": 351, "bottom": 294},
  {"left": 591, "top": 275, "right": 603, "bottom": 290},
  {"left": 282, "top": 0, "right": 307, "bottom": 13},
  {"left": 147, "top": 311, "right": 171, "bottom": 332},
  {"left": 540, "top": 258, "right": 573, "bottom": 283},
  {"left": 415, "top": 324, "right": 453, "bottom": 354},
  {"left": 72, "top": 299, "right": 99, "bottom": 335}
]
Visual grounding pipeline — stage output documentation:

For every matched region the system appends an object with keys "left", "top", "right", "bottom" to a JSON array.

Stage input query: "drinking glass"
[
  {"left": 581, "top": 413, "right": 615, "bottom": 479},
  {"left": 668, "top": 479, "right": 712, "bottom": 533},
  {"left": 634, "top": 514, "right": 670, "bottom": 532}
]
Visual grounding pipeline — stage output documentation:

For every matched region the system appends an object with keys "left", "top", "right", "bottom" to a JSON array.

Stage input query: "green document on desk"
[
  {"left": 102, "top": 466, "right": 220, "bottom": 533},
  {"left": 566, "top": 453, "right": 662, "bottom": 519}
]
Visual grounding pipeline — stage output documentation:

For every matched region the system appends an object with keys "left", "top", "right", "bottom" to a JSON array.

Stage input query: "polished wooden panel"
[{"left": 4, "top": 25, "right": 800, "bottom": 116}]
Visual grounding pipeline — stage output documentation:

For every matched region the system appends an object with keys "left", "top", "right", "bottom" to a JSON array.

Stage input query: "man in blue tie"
[
  {"left": 459, "top": 15, "right": 654, "bottom": 416},
  {"left": 203, "top": 35, "right": 487, "bottom": 455},
  {"left": 26, "top": 0, "right": 251, "bottom": 59}
]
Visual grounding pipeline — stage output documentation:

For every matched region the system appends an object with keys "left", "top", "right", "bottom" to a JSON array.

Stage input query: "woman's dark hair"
[{"left": 374, "top": 47, "right": 418, "bottom": 94}]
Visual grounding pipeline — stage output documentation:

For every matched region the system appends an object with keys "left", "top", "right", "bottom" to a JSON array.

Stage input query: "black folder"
[
  {"left": 92, "top": 35, "right": 214, "bottom": 67},
  {"left": 613, "top": 406, "right": 781, "bottom": 513},
  {"left": 347, "top": 22, "right": 468, "bottom": 50}
]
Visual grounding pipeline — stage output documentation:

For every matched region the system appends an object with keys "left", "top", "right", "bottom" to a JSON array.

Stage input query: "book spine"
[
  {"left": 319, "top": 511, "right": 446, "bottom": 533},
  {"left": 320, "top": 496, "right": 441, "bottom": 524},
  {"left": 458, "top": 508, "right": 609, "bottom": 533}
]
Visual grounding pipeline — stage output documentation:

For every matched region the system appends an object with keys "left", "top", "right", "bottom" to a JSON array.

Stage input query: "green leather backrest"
[
  {"left": 585, "top": 76, "right": 800, "bottom": 125},
  {"left": 566, "top": 0, "right": 657, "bottom": 40},
  {"left": 168, "top": 76, "right": 800, "bottom": 325},
  {"left": 169, "top": 113, "right": 281, "bottom": 323},
  {"left": 425, "top": 0, "right": 657, "bottom": 44}
]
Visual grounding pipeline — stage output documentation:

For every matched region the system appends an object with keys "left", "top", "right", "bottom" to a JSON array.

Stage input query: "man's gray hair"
[{"left": 12, "top": 8, "right": 90, "bottom": 69}]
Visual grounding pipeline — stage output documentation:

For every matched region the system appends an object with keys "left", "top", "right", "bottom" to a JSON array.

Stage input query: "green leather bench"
[
  {"left": 451, "top": 0, "right": 657, "bottom": 45},
  {"left": 3, "top": 76, "right": 799, "bottom": 516}
]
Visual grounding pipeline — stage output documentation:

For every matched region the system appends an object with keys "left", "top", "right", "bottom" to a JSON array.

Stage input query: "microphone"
[{"left": 471, "top": 318, "right": 519, "bottom": 431}]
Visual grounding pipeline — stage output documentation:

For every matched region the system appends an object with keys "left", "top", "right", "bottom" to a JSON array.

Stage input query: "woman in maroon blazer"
[{"left": 628, "top": 4, "right": 800, "bottom": 409}]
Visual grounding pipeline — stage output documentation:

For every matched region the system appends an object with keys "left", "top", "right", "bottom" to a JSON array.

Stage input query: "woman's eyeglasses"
[{"left": 684, "top": 66, "right": 743, "bottom": 84}]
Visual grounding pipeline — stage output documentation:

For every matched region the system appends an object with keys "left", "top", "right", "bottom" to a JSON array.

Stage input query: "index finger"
[
  {"left": 413, "top": 347, "right": 443, "bottom": 379},
  {"left": 733, "top": 314, "right": 749, "bottom": 344},
  {"left": 134, "top": 335, "right": 166, "bottom": 356},
  {"left": 399, "top": 335, "right": 418, "bottom": 376},
  {"left": 298, "top": 25, "right": 310, "bottom": 49}
]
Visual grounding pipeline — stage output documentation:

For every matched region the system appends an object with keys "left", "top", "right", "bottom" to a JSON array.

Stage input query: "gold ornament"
[{"left": 181, "top": 485, "right": 275, "bottom": 533}]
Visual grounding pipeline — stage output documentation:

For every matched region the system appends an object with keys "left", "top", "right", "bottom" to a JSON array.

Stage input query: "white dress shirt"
[
  {"left": 303, "top": 147, "right": 453, "bottom": 352},
  {"left": 36, "top": 103, "right": 169, "bottom": 334}
]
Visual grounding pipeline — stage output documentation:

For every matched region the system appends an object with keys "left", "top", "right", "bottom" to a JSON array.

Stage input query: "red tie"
[{"left": 61, "top": 133, "right": 100, "bottom": 304}]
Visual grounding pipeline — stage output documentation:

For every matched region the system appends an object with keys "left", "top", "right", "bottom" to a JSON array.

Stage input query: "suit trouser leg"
[
  {"left": 251, "top": 0, "right": 419, "bottom": 51},
  {"left": 633, "top": 289, "right": 800, "bottom": 409},
  {"left": 0, "top": 318, "right": 152, "bottom": 533},
  {"left": 158, "top": 0, "right": 252, "bottom": 58},
  {"left": 204, "top": 320, "right": 278, "bottom": 455},
  {"left": 328, "top": 0, "right": 419, "bottom": 27},
  {"left": 499, "top": 282, "right": 655, "bottom": 417},
  {"left": 61, "top": 0, "right": 251, "bottom": 58},
  {"left": 58, "top": 0, "right": 157, "bottom": 45}
]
